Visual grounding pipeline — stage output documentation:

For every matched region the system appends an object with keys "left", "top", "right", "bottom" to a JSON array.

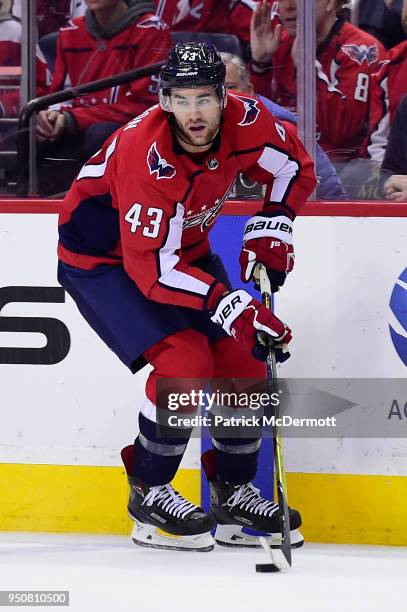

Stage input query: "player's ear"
[{"left": 223, "top": 91, "right": 228, "bottom": 109}]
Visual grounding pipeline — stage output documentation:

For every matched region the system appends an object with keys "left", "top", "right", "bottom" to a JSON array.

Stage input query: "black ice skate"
[
  {"left": 122, "top": 446, "right": 215, "bottom": 552},
  {"left": 202, "top": 450, "right": 304, "bottom": 549}
]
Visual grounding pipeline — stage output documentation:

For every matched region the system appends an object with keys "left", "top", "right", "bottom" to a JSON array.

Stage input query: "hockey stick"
[{"left": 255, "top": 264, "right": 292, "bottom": 573}]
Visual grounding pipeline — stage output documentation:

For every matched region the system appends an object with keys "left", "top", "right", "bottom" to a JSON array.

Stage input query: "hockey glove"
[
  {"left": 240, "top": 210, "right": 294, "bottom": 291},
  {"left": 210, "top": 290, "right": 292, "bottom": 362}
]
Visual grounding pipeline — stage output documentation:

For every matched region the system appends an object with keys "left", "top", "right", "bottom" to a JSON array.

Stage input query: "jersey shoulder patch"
[
  {"left": 229, "top": 93, "right": 261, "bottom": 126},
  {"left": 147, "top": 142, "right": 176, "bottom": 180}
]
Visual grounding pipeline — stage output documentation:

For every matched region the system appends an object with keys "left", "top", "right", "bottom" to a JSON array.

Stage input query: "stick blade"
[
  {"left": 257, "top": 536, "right": 291, "bottom": 571},
  {"left": 255, "top": 562, "right": 281, "bottom": 573}
]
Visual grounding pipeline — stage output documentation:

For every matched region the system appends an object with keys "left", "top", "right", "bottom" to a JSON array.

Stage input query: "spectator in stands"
[
  {"left": 382, "top": 93, "right": 407, "bottom": 201},
  {"left": 0, "top": 2, "right": 48, "bottom": 190},
  {"left": 36, "top": 0, "right": 171, "bottom": 160},
  {"left": 154, "top": 0, "right": 276, "bottom": 54},
  {"left": 0, "top": 3, "right": 48, "bottom": 119},
  {"left": 249, "top": 0, "right": 386, "bottom": 161},
  {"left": 221, "top": 51, "right": 347, "bottom": 200},
  {"left": 11, "top": 1, "right": 86, "bottom": 37},
  {"left": 367, "top": 2, "right": 407, "bottom": 163}
]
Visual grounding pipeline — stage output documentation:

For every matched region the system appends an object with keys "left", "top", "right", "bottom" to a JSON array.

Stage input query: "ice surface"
[{"left": 0, "top": 532, "right": 405, "bottom": 612}]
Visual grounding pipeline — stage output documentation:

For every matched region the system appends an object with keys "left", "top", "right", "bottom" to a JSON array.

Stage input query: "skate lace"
[
  {"left": 226, "top": 483, "right": 279, "bottom": 517},
  {"left": 142, "top": 484, "right": 198, "bottom": 519}
]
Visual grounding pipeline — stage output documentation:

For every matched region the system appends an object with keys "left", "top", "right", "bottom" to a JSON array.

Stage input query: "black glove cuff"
[{"left": 262, "top": 204, "right": 295, "bottom": 221}]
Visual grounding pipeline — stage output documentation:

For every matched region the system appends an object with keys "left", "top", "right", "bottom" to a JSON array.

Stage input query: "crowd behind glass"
[{"left": 1, "top": 0, "right": 407, "bottom": 201}]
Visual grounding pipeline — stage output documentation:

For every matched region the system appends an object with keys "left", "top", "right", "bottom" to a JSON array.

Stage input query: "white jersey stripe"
[
  {"left": 158, "top": 202, "right": 211, "bottom": 296},
  {"left": 238, "top": 0, "right": 256, "bottom": 9},
  {"left": 368, "top": 77, "right": 389, "bottom": 163},
  {"left": 257, "top": 146, "right": 299, "bottom": 202},
  {"left": 77, "top": 135, "right": 118, "bottom": 180},
  {"left": 316, "top": 59, "right": 341, "bottom": 95}
]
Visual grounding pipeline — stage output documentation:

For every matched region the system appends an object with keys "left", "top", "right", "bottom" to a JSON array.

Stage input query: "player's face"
[
  {"left": 170, "top": 86, "right": 223, "bottom": 150},
  {"left": 225, "top": 62, "right": 254, "bottom": 95},
  {"left": 279, "top": 0, "right": 334, "bottom": 37}
]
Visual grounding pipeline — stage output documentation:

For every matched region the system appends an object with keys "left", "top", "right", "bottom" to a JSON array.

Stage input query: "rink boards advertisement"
[{"left": 0, "top": 202, "right": 406, "bottom": 544}]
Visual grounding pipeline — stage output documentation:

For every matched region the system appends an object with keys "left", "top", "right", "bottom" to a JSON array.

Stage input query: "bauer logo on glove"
[
  {"left": 210, "top": 290, "right": 252, "bottom": 334},
  {"left": 240, "top": 210, "right": 294, "bottom": 291},
  {"left": 244, "top": 218, "right": 293, "bottom": 238},
  {"left": 210, "top": 290, "right": 292, "bottom": 362}
]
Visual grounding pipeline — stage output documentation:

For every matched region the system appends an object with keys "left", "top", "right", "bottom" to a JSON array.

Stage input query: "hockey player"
[
  {"left": 249, "top": 0, "right": 386, "bottom": 160},
  {"left": 58, "top": 42, "right": 316, "bottom": 551}
]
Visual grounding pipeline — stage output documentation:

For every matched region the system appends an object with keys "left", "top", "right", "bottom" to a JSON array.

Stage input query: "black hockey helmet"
[{"left": 159, "top": 41, "right": 226, "bottom": 110}]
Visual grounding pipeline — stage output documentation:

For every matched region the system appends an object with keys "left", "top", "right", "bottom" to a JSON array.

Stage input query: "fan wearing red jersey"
[
  {"left": 36, "top": 0, "right": 171, "bottom": 156},
  {"left": 154, "top": 0, "right": 279, "bottom": 46},
  {"left": 250, "top": 0, "right": 386, "bottom": 160},
  {"left": 0, "top": 13, "right": 48, "bottom": 119},
  {"left": 367, "top": 40, "right": 407, "bottom": 163},
  {"left": 58, "top": 42, "right": 316, "bottom": 551}
]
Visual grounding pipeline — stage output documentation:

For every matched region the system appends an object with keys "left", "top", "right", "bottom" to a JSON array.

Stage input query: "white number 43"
[{"left": 125, "top": 203, "right": 163, "bottom": 238}]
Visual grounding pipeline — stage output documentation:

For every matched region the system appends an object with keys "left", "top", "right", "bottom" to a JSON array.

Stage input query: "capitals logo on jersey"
[
  {"left": 147, "top": 142, "right": 176, "bottom": 180},
  {"left": 183, "top": 181, "right": 235, "bottom": 232},
  {"left": 233, "top": 95, "right": 261, "bottom": 126},
  {"left": 341, "top": 44, "right": 379, "bottom": 66}
]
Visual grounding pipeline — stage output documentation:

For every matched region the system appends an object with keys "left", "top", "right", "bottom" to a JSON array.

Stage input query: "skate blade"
[
  {"left": 131, "top": 519, "right": 215, "bottom": 552},
  {"left": 214, "top": 525, "right": 304, "bottom": 549}
]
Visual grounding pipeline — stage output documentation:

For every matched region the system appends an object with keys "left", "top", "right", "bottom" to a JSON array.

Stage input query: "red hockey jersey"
[
  {"left": 0, "top": 18, "right": 48, "bottom": 118},
  {"left": 154, "top": 0, "right": 279, "bottom": 45},
  {"left": 367, "top": 40, "right": 407, "bottom": 162},
  {"left": 58, "top": 93, "right": 316, "bottom": 310},
  {"left": 49, "top": 12, "right": 171, "bottom": 130},
  {"left": 250, "top": 16, "right": 386, "bottom": 160}
]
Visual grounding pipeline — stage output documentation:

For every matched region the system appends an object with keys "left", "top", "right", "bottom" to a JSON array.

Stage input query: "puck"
[{"left": 255, "top": 563, "right": 281, "bottom": 573}]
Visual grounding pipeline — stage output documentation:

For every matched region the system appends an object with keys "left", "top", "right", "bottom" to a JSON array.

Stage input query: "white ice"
[{"left": 0, "top": 532, "right": 405, "bottom": 612}]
